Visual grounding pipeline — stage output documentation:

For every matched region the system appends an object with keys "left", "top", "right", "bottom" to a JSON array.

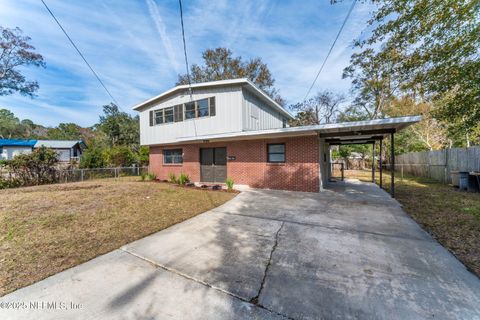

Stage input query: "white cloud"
[{"left": 145, "top": 0, "right": 181, "bottom": 74}]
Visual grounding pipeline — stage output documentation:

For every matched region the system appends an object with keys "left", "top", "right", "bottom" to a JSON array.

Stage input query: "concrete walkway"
[{"left": 1, "top": 180, "right": 480, "bottom": 319}]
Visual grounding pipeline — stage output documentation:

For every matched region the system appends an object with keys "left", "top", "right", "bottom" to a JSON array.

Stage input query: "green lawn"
[
  {"left": 0, "top": 177, "right": 236, "bottom": 296},
  {"left": 343, "top": 169, "right": 480, "bottom": 277}
]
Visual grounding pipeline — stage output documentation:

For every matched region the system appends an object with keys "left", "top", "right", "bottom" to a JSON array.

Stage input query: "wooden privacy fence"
[{"left": 396, "top": 147, "right": 480, "bottom": 184}]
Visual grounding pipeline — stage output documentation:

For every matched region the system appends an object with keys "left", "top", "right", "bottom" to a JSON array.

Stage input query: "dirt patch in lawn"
[
  {"left": 343, "top": 169, "right": 480, "bottom": 277},
  {"left": 0, "top": 177, "right": 236, "bottom": 296}
]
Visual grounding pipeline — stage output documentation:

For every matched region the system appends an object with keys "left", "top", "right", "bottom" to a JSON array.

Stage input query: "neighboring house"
[
  {"left": 34, "top": 140, "right": 85, "bottom": 162},
  {"left": 0, "top": 139, "right": 85, "bottom": 162},
  {"left": 134, "top": 78, "right": 421, "bottom": 192},
  {"left": 0, "top": 139, "right": 37, "bottom": 160}
]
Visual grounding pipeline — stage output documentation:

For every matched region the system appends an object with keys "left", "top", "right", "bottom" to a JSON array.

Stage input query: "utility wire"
[
  {"left": 178, "top": 0, "right": 197, "bottom": 137},
  {"left": 178, "top": 0, "right": 193, "bottom": 100},
  {"left": 40, "top": 0, "right": 122, "bottom": 109},
  {"left": 303, "top": 0, "right": 357, "bottom": 101}
]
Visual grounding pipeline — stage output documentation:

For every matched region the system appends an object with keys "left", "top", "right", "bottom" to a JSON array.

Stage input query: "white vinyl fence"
[{"left": 395, "top": 147, "right": 480, "bottom": 183}]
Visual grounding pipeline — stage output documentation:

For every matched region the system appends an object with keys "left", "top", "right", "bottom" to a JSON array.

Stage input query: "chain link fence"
[
  {"left": 56, "top": 166, "right": 149, "bottom": 183},
  {"left": 1, "top": 166, "right": 149, "bottom": 185}
]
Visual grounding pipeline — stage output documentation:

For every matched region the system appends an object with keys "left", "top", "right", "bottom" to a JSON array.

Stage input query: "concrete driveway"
[{"left": 2, "top": 180, "right": 480, "bottom": 320}]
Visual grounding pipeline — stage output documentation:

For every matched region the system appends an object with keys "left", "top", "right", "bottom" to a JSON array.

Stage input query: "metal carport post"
[
  {"left": 390, "top": 132, "right": 395, "bottom": 198},
  {"left": 379, "top": 139, "right": 383, "bottom": 188}
]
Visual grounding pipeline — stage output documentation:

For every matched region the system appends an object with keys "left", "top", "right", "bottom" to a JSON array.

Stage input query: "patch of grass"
[
  {"left": 343, "top": 169, "right": 480, "bottom": 276},
  {"left": 0, "top": 177, "right": 235, "bottom": 296}
]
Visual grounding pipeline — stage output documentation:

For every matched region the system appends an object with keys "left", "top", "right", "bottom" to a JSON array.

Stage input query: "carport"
[{"left": 317, "top": 116, "right": 422, "bottom": 197}]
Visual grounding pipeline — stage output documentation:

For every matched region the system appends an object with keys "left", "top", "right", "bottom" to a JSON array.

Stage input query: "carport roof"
[{"left": 172, "top": 115, "right": 422, "bottom": 144}]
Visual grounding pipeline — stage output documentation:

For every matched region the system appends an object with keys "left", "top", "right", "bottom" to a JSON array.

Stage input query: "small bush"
[
  {"left": 0, "top": 177, "right": 21, "bottom": 189},
  {"left": 3, "top": 146, "right": 59, "bottom": 186},
  {"left": 105, "top": 146, "right": 137, "bottom": 167},
  {"left": 226, "top": 177, "right": 234, "bottom": 191},
  {"left": 140, "top": 172, "right": 156, "bottom": 181},
  {"left": 147, "top": 173, "right": 156, "bottom": 180},
  {"left": 168, "top": 172, "right": 177, "bottom": 183},
  {"left": 80, "top": 147, "right": 107, "bottom": 168},
  {"left": 178, "top": 173, "right": 190, "bottom": 185}
]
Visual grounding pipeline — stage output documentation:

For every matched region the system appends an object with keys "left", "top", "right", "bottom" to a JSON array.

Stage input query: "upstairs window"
[
  {"left": 164, "top": 107, "right": 174, "bottom": 123},
  {"left": 197, "top": 98, "right": 209, "bottom": 118},
  {"left": 149, "top": 96, "right": 216, "bottom": 126},
  {"left": 185, "top": 102, "right": 196, "bottom": 119},
  {"left": 267, "top": 143, "right": 285, "bottom": 163},
  {"left": 154, "top": 110, "right": 164, "bottom": 125},
  {"left": 163, "top": 149, "right": 183, "bottom": 164}
]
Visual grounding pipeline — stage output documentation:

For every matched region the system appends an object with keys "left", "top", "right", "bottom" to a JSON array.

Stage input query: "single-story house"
[
  {"left": 0, "top": 139, "right": 85, "bottom": 162},
  {"left": 133, "top": 78, "right": 420, "bottom": 193},
  {"left": 34, "top": 140, "right": 85, "bottom": 162},
  {"left": 0, "top": 139, "right": 37, "bottom": 161}
]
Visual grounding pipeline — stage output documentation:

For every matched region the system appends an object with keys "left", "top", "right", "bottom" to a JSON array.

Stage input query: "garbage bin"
[
  {"left": 467, "top": 172, "right": 480, "bottom": 193},
  {"left": 459, "top": 172, "right": 469, "bottom": 191},
  {"left": 450, "top": 171, "right": 459, "bottom": 187}
]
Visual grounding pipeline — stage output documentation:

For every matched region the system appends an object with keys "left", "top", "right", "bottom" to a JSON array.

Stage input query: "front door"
[{"left": 200, "top": 147, "right": 227, "bottom": 183}]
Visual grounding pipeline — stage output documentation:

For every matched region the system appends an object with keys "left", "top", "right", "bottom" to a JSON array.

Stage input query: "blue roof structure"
[{"left": 0, "top": 139, "right": 37, "bottom": 147}]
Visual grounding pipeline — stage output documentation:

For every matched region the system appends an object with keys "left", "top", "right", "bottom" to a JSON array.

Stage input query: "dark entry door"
[{"left": 200, "top": 147, "right": 227, "bottom": 183}]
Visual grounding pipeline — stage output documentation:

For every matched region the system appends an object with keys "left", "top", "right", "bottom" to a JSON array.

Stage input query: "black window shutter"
[
  {"left": 149, "top": 110, "right": 154, "bottom": 126},
  {"left": 174, "top": 104, "right": 183, "bottom": 122},
  {"left": 209, "top": 97, "right": 216, "bottom": 116}
]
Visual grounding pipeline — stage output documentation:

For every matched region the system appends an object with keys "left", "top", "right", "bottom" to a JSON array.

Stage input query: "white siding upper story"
[
  {"left": 242, "top": 88, "right": 285, "bottom": 131},
  {"left": 134, "top": 79, "right": 293, "bottom": 146}
]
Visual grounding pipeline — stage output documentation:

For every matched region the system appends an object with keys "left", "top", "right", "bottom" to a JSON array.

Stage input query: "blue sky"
[{"left": 0, "top": 0, "right": 374, "bottom": 127}]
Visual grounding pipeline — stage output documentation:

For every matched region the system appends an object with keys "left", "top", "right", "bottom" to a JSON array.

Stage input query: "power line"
[
  {"left": 178, "top": 0, "right": 198, "bottom": 137},
  {"left": 303, "top": 0, "right": 357, "bottom": 101},
  {"left": 178, "top": 0, "right": 193, "bottom": 99},
  {"left": 40, "top": 0, "right": 122, "bottom": 109}
]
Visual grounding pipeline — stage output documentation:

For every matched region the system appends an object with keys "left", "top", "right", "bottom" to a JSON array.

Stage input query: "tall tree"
[
  {"left": 343, "top": 49, "right": 397, "bottom": 119},
  {"left": 0, "top": 108, "right": 22, "bottom": 138},
  {"left": 46, "top": 123, "right": 83, "bottom": 140},
  {"left": 0, "top": 27, "right": 45, "bottom": 97},
  {"left": 340, "top": 0, "right": 480, "bottom": 145},
  {"left": 0, "top": 108, "right": 48, "bottom": 139},
  {"left": 177, "top": 47, "right": 284, "bottom": 105},
  {"left": 384, "top": 96, "right": 448, "bottom": 150},
  {"left": 96, "top": 103, "right": 139, "bottom": 148},
  {"left": 290, "top": 90, "right": 344, "bottom": 126}
]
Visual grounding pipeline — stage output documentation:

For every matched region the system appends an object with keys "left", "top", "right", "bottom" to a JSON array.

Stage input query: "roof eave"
[{"left": 150, "top": 115, "right": 422, "bottom": 145}]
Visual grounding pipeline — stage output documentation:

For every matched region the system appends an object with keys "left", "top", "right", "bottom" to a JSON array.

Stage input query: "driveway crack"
[
  {"left": 250, "top": 221, "right": 285, "bottom": 306},
  {"left": 120, "top": 247, "right": 294, "bottom": 319}
]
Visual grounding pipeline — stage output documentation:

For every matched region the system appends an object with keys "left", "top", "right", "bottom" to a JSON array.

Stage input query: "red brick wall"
[{"left": 149, "top": 135, "right": 319, "bottom": 192}]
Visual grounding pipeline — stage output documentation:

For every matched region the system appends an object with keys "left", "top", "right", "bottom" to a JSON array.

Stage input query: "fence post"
[
  {"left": 80, "top": 169, "right": 84, "bottom": 182},
  {"left": 401, "top": 165, "right": 404, "bottom": 181}
]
